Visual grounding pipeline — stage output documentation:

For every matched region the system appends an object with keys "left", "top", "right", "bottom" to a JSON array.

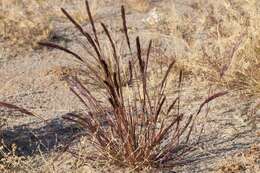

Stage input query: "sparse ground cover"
[{"left": 0, "top": 0, "right": 259, "bottom": 172}]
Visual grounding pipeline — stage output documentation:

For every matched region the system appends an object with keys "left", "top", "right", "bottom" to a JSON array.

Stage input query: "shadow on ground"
[
  {"left": 1, "top": 118, "right": 83, "bottom": 157},
  {"left": 0, "top": 116, "right": 257, "bottom": 173}
]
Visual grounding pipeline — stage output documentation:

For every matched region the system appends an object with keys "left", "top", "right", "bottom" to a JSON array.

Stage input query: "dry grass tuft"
[
  {"left": 166, "top": 0, "right": 260, "bottom": 97},
  {"left": 216, "top": 144, "right": 260, "bottom": 173},
  {"left": 0, "top": 144, "right": 28, "bottom": 172},
  {"left": 0, "top": 0, "right": 98, "bottom": 51},
  {"left": 0, "top": 144, "right": 59, "bottom": 173},
  {"left": 0, "top": 0, "right": 52, "bottom": 49},
  {"left": 39, "top": 1, "right": 226, "bottom": 170}
]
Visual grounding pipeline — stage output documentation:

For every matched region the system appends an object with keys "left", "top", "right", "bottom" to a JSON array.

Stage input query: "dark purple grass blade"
[
  {"left": 100, "top": 23, "right": 124, "bottom": 101},
  {"left": 38, "top": 42, "right": 84, "bottom": 62},
  {"left": 0, "top": 102, "right": 35, "bottom": 116},
  {"left": 128, "top": 60, "right": 133, "bottom": 86},
  {"left": 136, "top": 37, "right": 145, "bottom": 73},
  {"left": 154, "top": 96, "right": 166, "bottom": 123},
  {"left": 196, "top": 91, "right": 228, "bottom": 115},
  {"left": 177, "top": 70, "right": 183, "bottom": 116},
  {"left": 101, "top": 23, "right": 118, "bottom": 64},
  {"left": 155, "top": 59, "right": 175, "bottom": 112},
  {"left": 61, "top": 8, "right": 102, "bottom": 61},
  {"left": 160, "top": 60, "right": 176, "bottom": 92},
  {"left": 85, "top": 0, "right": 100, "bottom": 48},
  {"left": 166, "top": 97, "right": 179, "bottom": 115},
  {"left": 145, "top": 40, "right": 152, "bottom": 74},
  {"left": 121, "top": 6, "right": 132, "bottom": 53},
  {"left": 61, "top": 8, "right": 84, "bottom": 34}
]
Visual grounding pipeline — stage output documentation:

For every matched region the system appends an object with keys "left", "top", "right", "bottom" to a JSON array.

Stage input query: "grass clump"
[
  {"left": 216, "top": 144, "right": 260, "bottom": 173},
  {"left": 39, "top": 0, "right": 227, "bottom": 170},
  {"left": 0, "top": 0, "right": 98, "bottom": 51},
  {"left": 0, "top": 0, "right": 52, "bottom": 50},
  {"left": 176, "top": 0, "right": 260, "bottom": 97}
]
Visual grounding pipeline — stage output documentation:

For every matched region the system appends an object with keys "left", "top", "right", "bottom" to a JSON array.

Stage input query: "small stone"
[{"left": 143, "top": 7, "right": 163, "bottom": 26}]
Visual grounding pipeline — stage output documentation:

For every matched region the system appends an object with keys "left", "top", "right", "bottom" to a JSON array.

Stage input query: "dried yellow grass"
[
  {"left": 0, "top": 0, "right": 52, "bottom": 49},
  {"left": 216, "top": 144, "right": 260, "bottom": 173},
  {"left": 168, "top": 0, "right": 260, "bottom": 97},
  {"left": 0, "top": 0, "right": 98, "bottom": 50},
  {"left": 124, "top": 0, "right": 150, "bottom": 12}
]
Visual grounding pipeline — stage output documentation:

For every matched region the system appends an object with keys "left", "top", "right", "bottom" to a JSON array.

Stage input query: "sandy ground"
[{"left": 0, "top": 0, "right": 259, "bottom": 172}]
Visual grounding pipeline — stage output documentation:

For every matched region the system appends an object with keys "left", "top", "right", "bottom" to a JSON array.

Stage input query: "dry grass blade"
[
  {"left": 154, "top": 96, "right": 166, "bottom": 123},
  {"left": 61, "top": 8, "right": 85, "bottom": 34},
  {"left": 0, "top": 102, "right": 35, "bottom": 116},
  {"left": 166, "top": 97, "right": 179, "bottom": 115},
  {"left": 136, "top": 37, "right": 145, "bottom": 73},
  {"left": 0, "top": 101, "right": 44, "bottom": 121},
  {"left": 121, "top": 5, "right": 132, "bottom": 53},
  {"left": 160, "top": 60, "right": 176, "bottom": 92},
  {"left": 85, "top": 0, "right": 100, "bottom": 48},
  {"left": 101, "top": 23, "right": 118, "bottom": 63},
  {"left": 101, "top": 23, "right": 123, "bottom": 99},
  {"left": 177, "top": 70, "right": 183, "bottom": 115},
  {"left": 145, "top": 40, "right": 152, "bottom": 73},
  {"left": 196, "top": 91, "right": 228, "bottom": 115},
  {"left": 128, "top": 60, "right": 133, "bottom": 86},
  {"left": 156, "top": 60, "right": 176, "bottom": 112},
  {"left": 66, "top": 76, "right": 104, "bottom": 113},
  {"left": 61, "top": 7, "right": 102, "bottom": 61},
  {"left": 84, "top": 32, "right": 102, "bottom": 60},
  {"left": 38, "top": 42, "right": 84, "bottom": 62}
]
